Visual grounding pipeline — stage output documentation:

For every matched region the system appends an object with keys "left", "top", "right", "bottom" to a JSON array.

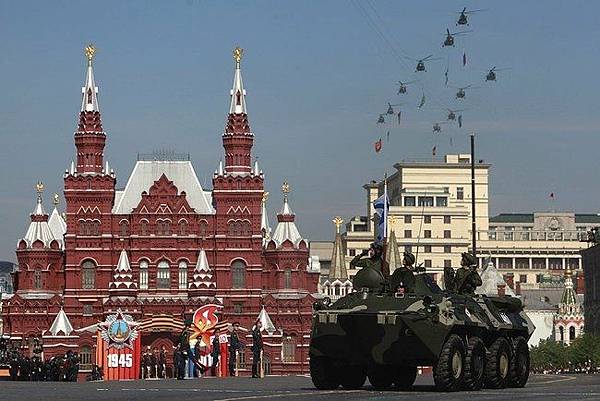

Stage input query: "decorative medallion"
[{"left": 99, "top": 309, "right": 139, "bottom": 350}]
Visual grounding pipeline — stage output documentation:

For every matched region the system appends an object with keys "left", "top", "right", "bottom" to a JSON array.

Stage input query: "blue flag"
[{"left": 373, "top": 186, "right": 389, "bottom": 242}]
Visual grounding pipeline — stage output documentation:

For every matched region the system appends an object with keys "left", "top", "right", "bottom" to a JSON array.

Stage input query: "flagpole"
[{"left": 383, "top": 172, "right": 389, "bottom": 276}]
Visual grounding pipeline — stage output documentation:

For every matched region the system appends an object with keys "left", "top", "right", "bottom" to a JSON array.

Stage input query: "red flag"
[
  {"left": 432, "top": 146, "right": 437, "bottom": 156},
  {"left": 462, "top": 52, "right": 467, "bottom": 66},
  {"left": 374, "top": 139, "right": 382, "bottom": 153}
]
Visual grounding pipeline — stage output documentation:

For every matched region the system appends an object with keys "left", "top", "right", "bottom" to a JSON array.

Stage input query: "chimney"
[{"left": 497, "top": 284, "right": 506, "bottom": 296}]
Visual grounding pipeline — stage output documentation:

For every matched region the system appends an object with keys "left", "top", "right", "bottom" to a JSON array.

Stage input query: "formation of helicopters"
[{"left": 370, "top": 5, "right": 508, "bottom": 140}]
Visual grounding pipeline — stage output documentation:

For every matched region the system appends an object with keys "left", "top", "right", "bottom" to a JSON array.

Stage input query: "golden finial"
[
  {"left": 35, "top": 181, "right": 44, "bottom": 194},
  {"left": 332, "top": 216, "right": 344, "bottom": 234},
  {"left": 233, "top": 46, "right": 243, "bottom": 67},
  {"left": 53, "top": 193, "right": 60, "bottom": 206},
  {"left": 281, "top": 181, "right": 290, "bottom": 195},
  {"left": 388, "top": 215, "right": 397, "bottom": 228},
  {"left": 85, "top": 44, "right": 97, "bottom": 64},
  {"left": 262, "top": 191, "right": 269, "bottom": 203}
]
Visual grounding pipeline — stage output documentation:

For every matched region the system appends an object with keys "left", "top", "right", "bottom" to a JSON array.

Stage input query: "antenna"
[{"left": 471, "top": 134, "right": 477, "bottom": 262}]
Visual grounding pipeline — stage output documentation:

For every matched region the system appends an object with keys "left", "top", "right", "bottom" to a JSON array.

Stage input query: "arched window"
[
  {"left": 231, "top": 260, "right": 246, "bottom": 289},
  {"left": 139, "top": 260, "right": 149, "bottom": 289},
  {"left": 157, "top": 220, "right": 171, "bottom": 236},
  {"left": 559, "top": 326, "right": 564, "bottom": 343},
  {"left": 79, "top": 221, "right": 86, "bottom": 235},
  {"left": 92, "top": 220, "right": 100, "bottom": 236},
  {"left": 178, "top": 261, "right": 188, "bottom": 290},
  {"left": 82, "top": 260, "right": 96, "bottom": 289},
  {"left": 199, "top": 221, "right": 208, "bottom": 238},
  {"left": 120, "top": 221, "right": 129, "bottom": 236},
  {"left": 140, "top": 220, "right": 148, "bottom": 236},
  {"left": 569, "top": 326, "right": 576, "bottom": 342},
  {"left": 34, "top": 270, "right": 42, "bottom": 290},
  {"left": 179, "top": 221, "right": 187, "bottom": 236},
  {"left": 282, "top": 335, "right": 296, "bottom": 363},
  {"left": 157, "top": 261, "right": 170, "bottom": 289},
  {"left": 80, "top": 345, "right": 93, "bottom": 370},
  {"left": 284, "top": 268, "right": 292, "bottom": 289}
]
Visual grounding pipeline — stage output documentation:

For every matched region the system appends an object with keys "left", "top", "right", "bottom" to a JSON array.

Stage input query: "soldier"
[
  {"left": 251, "top": 320, "right": 263, "bottom": 378},
  {"left": 211, "top": 328, "right": 221, "bottom": 376},
  {"left": 390, "top": 251, "right": 417, "bottom": 294},
  {"left": 228, "top": 322, "right": 242, "bottom": 376},
  {"left": 150, "top": 348, "right": 158, "bottom": 378},
  {"left": 174, "top": 345, "right": 185, "bottom": 380},
  {"left": 159, "top": 346, "right": 167, "bottom": 379},
  {"left": 454, "top": 252, "right": 482, "bottom": 295},
  {"left": 350, "top": 242, "right": 385, "bottom": 274}
]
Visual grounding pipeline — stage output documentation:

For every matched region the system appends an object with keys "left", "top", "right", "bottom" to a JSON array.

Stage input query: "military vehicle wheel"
[
  {"left": 340, "top": 365, "right": 367, "bottom": 389},
  {"left": 368, "top": 364, "right": 394, "bottom": 390},
  {"left": 393, "top": 365, "right": 417, "bottom": 390},
  {"left": 310, "top": 356, "right": 339, "bottom": 390},
  {"left": 463, "top": 336, "right": 486, "bottom": 391},
  {"left": 508, "top": 337, "right": 530, "bottom": 388},
  {"left": 485, "top": 337, "right": 511, "bottom": 389},
  {"left": 433, "top": 334, "right": 466, "bottom": 392}
]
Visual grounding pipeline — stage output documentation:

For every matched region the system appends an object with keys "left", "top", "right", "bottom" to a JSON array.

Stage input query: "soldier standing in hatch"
[
  {"left": 251, "top": 320, "right": 263, "bottom": 378},
  {"left": 391, "top": 252, "right": 417, "bottom": 293},
  {"left": 350, "top": 242, "right": 385, "bottom": 275},
  {"left": 454, "top": 252, "right": 482, "bottom": 295}
]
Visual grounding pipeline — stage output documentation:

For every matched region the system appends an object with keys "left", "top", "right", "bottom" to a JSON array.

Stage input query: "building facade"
[{"left": 3, "top": 47, "right": 320, "bottom": 376}]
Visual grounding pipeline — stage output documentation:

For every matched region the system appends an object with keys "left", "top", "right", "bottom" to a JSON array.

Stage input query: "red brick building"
[{"left": 3, "top": 46, "right": 320, "bottom": 376}]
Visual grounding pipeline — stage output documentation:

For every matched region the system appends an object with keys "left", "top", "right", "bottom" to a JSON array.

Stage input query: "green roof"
[
  {"left": 490, "top": 214, "right": 534, "bottom": 223},
  {"left": 575, "top": 214, "right": 600, "bottom": 223}
]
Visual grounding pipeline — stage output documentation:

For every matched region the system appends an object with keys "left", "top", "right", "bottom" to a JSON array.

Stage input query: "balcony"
[{"left": 479, "top": 230, "right": 587, "bottom": 242}]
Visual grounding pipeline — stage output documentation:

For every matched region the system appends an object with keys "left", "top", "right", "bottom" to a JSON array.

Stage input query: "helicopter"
[
  {"left": 486, "top": 66, "right": 511, "bottom": 81},
  {"left": 433, "top": 122, "right": 448, "bottom": 133},
  {"left": 446, "top": 108, "right": 465, "bottom": 121},
  {"left": 397, "top": 80, "right": 417, "bottom": 94},
  {"left": 455, "top": 85, "right": 477, "bottom": 99},
  {"left": 377, "top": 114, "right": 385, "bottom": 124},
  {"left": 443, "top": 28, "right": 472, "bottom": 47},
  {"left": 386, "top": 102, "right": 401, "bottom": 115},
  {"left": 456, "top": 7, "right": 486, "bottom": 26},
  {"left": 415, "top": 55, "right": 440, "bottom": 72}
]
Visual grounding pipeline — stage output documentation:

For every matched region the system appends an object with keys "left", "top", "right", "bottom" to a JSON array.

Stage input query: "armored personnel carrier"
[{"left": 309, "top": 258, "right": 534, "bottom": 392}]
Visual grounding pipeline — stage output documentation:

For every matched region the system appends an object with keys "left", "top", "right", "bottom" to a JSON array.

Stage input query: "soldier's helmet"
[
  {"left": 461, "top": 252, "right": 478, "bottom": 267},
  {"left": 403, "top": 251, "right": 416, "bottom": 267},
  {"left": 370, "top": 242, "right": 384, "bottom": 255}
]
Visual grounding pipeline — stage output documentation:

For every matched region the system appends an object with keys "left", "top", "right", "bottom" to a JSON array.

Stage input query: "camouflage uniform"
[
  {"left": 390, "top": 252, "right": 416, "bottom": 293},
  {"left": 454, "top": 253, "right": 482, "bottom": 295}
]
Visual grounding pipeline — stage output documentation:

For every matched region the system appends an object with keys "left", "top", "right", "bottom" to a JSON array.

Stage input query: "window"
[
  {"left": 80, "top": 346, "right": 93, "bottom": 371},
  {"left": 532, "top": 258, "right": 546, "bottom": 270},
  {"left": 568, "top": 258, "right": 579, "bottom": 270},
  {"left": 424, "top": 245, "right": 432, "bottom": 253},
  {"left": 444, "top": 245, "right": 451, "bottom": 253},
  {"left": 233, "top": 302, "right": 244, "bottom": 314},
  {"left": 418, "top": 197, "right": 434, "bottom": 207},
  {"left": 232, "top": 260, "right": 246, "bottom": 289},
  {"left": 404, "top": 215, "right": 412, "bottom": 224},
  {"left": 515, "top": 258, "right": 529, "bottom": 269},
  {"left": 34, "top": 270, "right": 42, "bottom": 290},
  {"left": 284, "top": 268, "right": 292, "bottom": 289},
  {"left": 178, "top": 261, "right": 188, "bottom": 290},
  {"left": 457, "top": 187, "right": 464, "bottom": 200},
  {"left": 424, "top": 260, "right": 432, "bottom": 268},
  {"left": 199, "top": 221, "right": 208, "bottom": 238},
  {"left": 424, "top": 230, "right": 431, "bottom": 238},
  {"left": 282, "top": 335, "right": 296, "bottom": 363},
  {"left": 444, "top": 260, "right": 452, "bottom": 268},
  {"left": 404, "top": 196, "right": 416, "bottom": 207},
  {"left": 157, "top": 261, "right": 170, "bottom": 289},
  {"left": 82, "top": 260, "right": 96, "bottom": 289},
  {"left": 83, "top": 305, "right": 93, "bottom": 316},
  {"left": 569, "top": 326, "right": 576, "bottom": 342},
  {"left": 404, "top": 230, "right": 412, "bottom": 239},
  {"left": 349, "top": 249, "right": 356, "bottom": 257},
  {"left": 444, "top": 216, "right": 451, "bottom": 224},
  {"left": 157, "top": 220, "right": 171, "bottom": 236},
  {"left": 140, "top": 220, "right": 148, "bottom": 236},
  {"left": 499, "top": 258, "right": 513, "bottom": 269},
  {"left": 549, "top": 258, "right": 563, "bottom": 270},
  {"left": 139, "top": 260, "right": 149, "bottom": 289},
  {"left": 536, "top": 274, "right": 544, "bottom": 283},
  {"left": 519, "top": 274, "right": 528, "bottom": 283},
  {"left": 559, "top": 326, "right": 564, "bottom": 342},
  {"left": 444, "top": 230, "right": 451, "bottom": 239},
  {"left": 120, "top": 221, "right": 129, "bottom": 236},
  {"left": 424, "top": 215, "right": 431, "bottom": 224},
  {"left": 436, "top": 197, "right": 448, "bottom": 207}
]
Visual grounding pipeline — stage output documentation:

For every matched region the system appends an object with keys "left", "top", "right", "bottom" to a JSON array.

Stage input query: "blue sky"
[{"left": 1, "top": 1, "right": 599, "bottom": 260}]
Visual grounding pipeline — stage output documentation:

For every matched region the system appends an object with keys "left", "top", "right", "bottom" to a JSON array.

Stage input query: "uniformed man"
[
  {"left": 251, "top": 321, "right": 263, "bottom": 378},
  {"left": 390, "top": 252, "right": 416, "bottom": 294},
  {"left": 228, "top": 322, "right": 242, "bottom": 376},
  {"left": 158, "top": 346, "right": 167, "bottom": 379},
  {"left": 210, "top": 328, "right": 221, "bottom": 376},
  {"left": 454, "top": 252, "right": 482, "bottom": 295},
  {"left": 350, "top": 242, "right": 385, "bottom": 274}
]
